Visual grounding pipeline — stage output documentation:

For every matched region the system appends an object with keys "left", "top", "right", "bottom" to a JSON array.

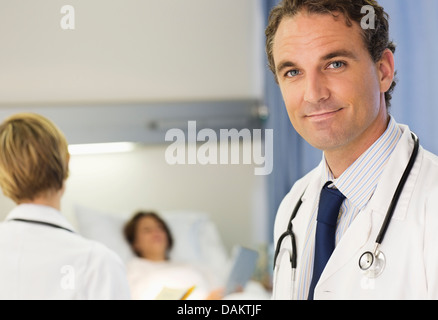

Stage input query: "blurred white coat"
[{"left": 0, "top": 204, "right": 131, "bottom": 300}]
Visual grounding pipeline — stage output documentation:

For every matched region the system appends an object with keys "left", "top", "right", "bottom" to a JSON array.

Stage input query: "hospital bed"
[{"left": 73, "top": 205, "right": 271, "bottom": 300}]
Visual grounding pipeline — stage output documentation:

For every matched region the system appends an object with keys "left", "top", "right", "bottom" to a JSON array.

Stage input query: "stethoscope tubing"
[
  {"left": 374, "top": 133, "right": 419, "bottom": 245},
  {"left": 273, "top": 196, "right": 302, "bottom": 270}
]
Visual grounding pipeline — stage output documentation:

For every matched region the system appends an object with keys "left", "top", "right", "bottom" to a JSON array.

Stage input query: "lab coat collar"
[
  {"left": 321, "top": 116, "right": 402, "bottom": 211},
  {"left": 301, "top": 162, "right": 325, "bottom": 204},
  {"left": 365, "top": 124, "right": 421, "bottom": 220},
  {"left": 5, "top": 204, "right": 76, "bottom": 233},
  {"left": 301, "top": 123, "right": 419, "bottom": 219}
]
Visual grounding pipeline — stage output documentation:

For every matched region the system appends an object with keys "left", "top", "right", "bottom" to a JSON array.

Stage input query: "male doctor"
[{"left": 266, "top": 0, "right": 438, "bottom": 299}]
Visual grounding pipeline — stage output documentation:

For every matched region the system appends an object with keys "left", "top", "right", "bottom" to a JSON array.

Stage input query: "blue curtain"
[
  {"left": 263, "top": 0, "right": 438, "bottom": 244},
  {"left": 378, "top": 0, "right": 438, "bottom": 154}
]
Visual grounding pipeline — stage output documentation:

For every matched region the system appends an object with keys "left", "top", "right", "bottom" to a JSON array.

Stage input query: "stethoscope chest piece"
[{"left": 359, "top": 249, "right": 386, "bottom": 278}]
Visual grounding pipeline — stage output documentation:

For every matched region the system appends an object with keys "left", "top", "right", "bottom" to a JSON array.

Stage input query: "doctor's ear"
[{"left": 377, "top": 49, "right": 395, "bottom": 94}]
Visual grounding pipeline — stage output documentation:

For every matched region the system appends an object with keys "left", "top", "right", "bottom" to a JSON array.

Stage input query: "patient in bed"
[{"left": 123, "top": 211, "right": 224, "bottom": 300}]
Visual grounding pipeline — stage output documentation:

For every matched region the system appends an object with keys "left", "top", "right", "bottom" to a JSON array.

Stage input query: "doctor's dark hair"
[
  {"left": 265, "top": 0, "right": 397, "bottom": 107},
  {"left": 0, "top": 113, "right": 70, "bottom": 203},
  {"left": 123, "top": 211, "right": 174, "bottom": 259}
]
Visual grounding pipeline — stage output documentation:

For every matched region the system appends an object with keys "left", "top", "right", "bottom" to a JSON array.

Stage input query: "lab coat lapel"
[
  {"left": 300, "top": 164, "right": 324, "bottom": 205},
  {"left": 317, "top": 125, "right": 419, "bottom": 288},
  {"left": 365, "top": 125, "right": 421, "bottom": 221},
  {"left": 293, "top": 163, "right": 323, "bottom": 289},
  {"left": 297, "top": 162, "right": 324, "bottom": 234},
  {"left": 317, "top": 205, "right": 373, "bottom": 287}
]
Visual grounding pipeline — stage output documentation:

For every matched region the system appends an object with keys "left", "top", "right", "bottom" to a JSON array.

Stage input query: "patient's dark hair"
[
  {"left": 123, "top": 211, "right": 174, "bottom": 258},
  {"left": 265, "top": 0, "right": 396, "bottom": 107}
]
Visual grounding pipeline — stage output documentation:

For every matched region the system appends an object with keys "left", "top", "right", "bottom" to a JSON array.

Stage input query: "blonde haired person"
[{"left": 0, "top": 113, "right": 131, "bottom": 300}]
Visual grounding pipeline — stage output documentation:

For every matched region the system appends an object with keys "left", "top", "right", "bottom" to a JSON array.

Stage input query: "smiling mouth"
[{"left": 306, "top": 108, "right": 343, "bottom": 120}]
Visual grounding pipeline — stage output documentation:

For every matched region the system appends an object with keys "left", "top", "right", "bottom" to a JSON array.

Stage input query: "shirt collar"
[{"left": 322, "top": 116, "right": 403, "bottom": 210}]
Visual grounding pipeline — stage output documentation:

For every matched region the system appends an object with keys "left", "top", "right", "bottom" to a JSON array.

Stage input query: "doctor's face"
[{"left": 272, "top": 11, "right": 391, "bottom": 153}]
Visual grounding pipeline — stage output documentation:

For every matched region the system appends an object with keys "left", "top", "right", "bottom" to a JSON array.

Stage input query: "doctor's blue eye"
[
  {"left": 328, "top": 61, "right": 345, "bottom": 69},
  {"left": 286, "top": 69, "right": 300, "bottom": 77}
]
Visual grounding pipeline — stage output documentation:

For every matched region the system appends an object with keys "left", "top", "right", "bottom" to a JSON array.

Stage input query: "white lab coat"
[
  {"left": 0, "top": 204, "right": 131, "bottom": 300},
  {"left": 273, "top": 124, "right": 438, "bottom": 300}
]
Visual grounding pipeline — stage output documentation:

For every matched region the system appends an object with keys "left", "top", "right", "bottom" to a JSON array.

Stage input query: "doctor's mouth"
[{"left": 305, "top": 108, "right": 345, "bottom": 123}]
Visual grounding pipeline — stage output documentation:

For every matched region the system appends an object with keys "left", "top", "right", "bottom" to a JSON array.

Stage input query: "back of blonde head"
[{"left": 0, "top": 113, "right": 70, "bottom": 203}]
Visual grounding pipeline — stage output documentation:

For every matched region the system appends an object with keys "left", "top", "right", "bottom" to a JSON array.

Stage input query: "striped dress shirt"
[{"left": 296, "top": 116, "right": 402, "bottom": 299}]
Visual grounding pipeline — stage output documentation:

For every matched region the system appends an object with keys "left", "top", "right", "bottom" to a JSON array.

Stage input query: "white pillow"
[
  {"left": 162, "top": 211, "right": 230, "bottom": 282},
  {"left": 73, "top": 205, "right": 229, "bottom": 279},
  {"left": 73, "top": 205, "right": 134, "bottom": 263}
]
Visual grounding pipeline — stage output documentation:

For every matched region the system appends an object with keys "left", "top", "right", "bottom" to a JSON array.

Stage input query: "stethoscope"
[
  {"left": 273, "top": 132, "right": 419, "bottom": 294},
  {"left": 10, "top": 218, "right": 74, "bottom": 233}
]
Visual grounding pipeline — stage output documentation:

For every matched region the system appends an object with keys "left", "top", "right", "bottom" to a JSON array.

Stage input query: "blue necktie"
[{"left": 308, "top": 181, "right": 346, "bottom": 300}]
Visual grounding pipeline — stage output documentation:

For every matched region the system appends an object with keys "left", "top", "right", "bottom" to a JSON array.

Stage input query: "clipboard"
[{"left": 224, "top": 245, "right": 259, "bottom": 296}]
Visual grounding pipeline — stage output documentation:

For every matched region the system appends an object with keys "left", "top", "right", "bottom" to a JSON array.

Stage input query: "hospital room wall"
[
  {"left": 64, "top": 141, "right": 269, "bottom": 254},
  {"left": 0, "top": 0, "right": 268, "bottom": 254},
  {"left": 0, "top": 0, "right": 264, "bottom": 103},
  {"left": 0, "top": 141, "right": 268, "bottom": 254}
]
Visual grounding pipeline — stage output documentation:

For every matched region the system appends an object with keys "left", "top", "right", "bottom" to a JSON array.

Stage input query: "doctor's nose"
[{"left": 303, "top": 74, "right": 330, "bottom": 104}]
